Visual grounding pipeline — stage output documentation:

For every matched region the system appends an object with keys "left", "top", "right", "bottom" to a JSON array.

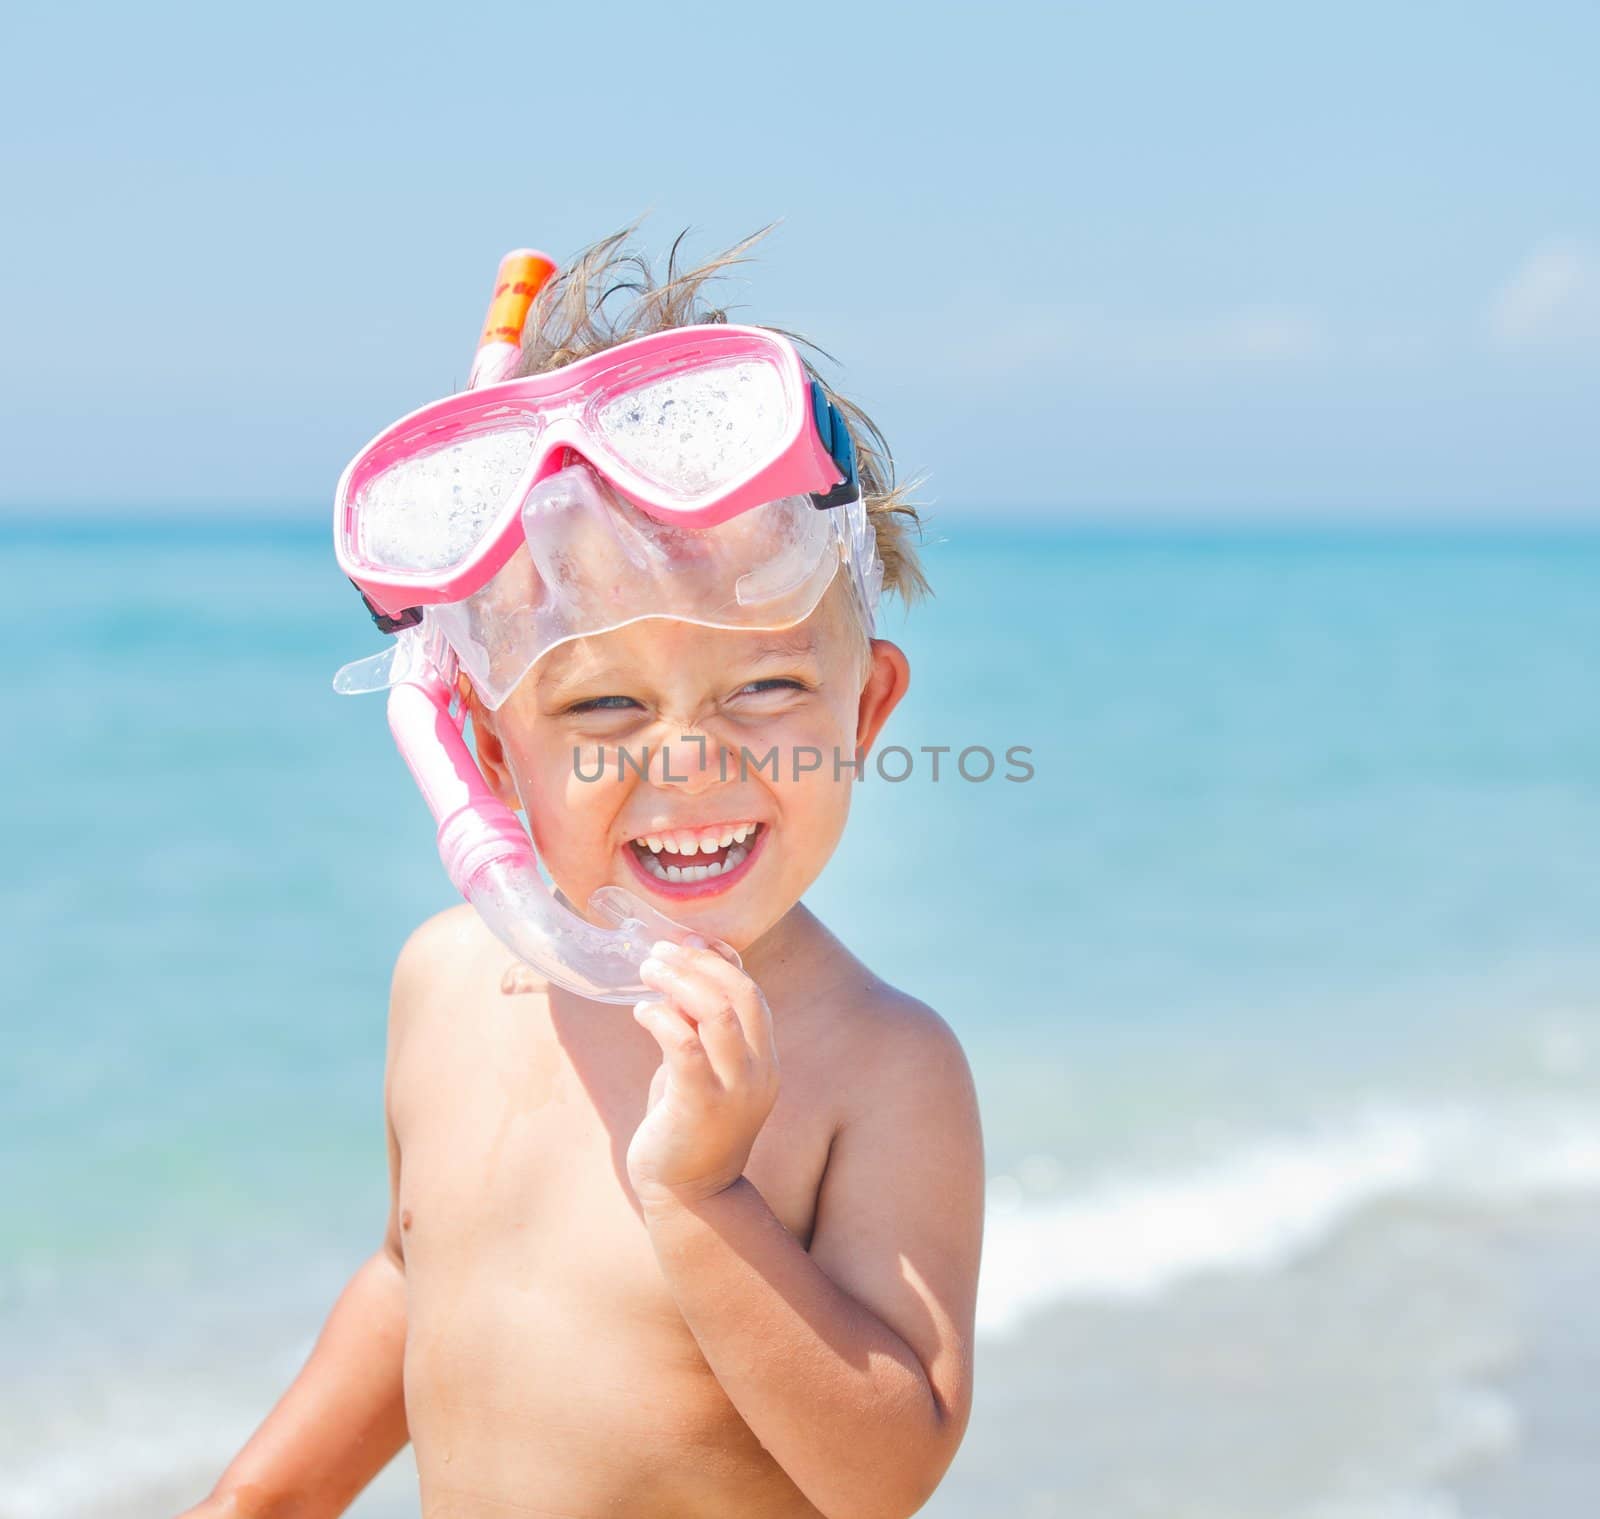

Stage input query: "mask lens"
[
  {"left": 430, "top": 465, "right": 842, "bottom": 711},
  {"left": 594, "top": 359, "right": 789, "bottom": 499},
  {"left": 356, "top": 426, "right": 541, "bottom": 571}
]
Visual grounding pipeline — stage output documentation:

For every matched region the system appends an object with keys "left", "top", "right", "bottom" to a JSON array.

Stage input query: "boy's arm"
[
  {"left": 179, "top": 924, "right": 431, "bottom": 1519},
  {"left": 180, "top": 1242, "right": 408, "bottom": 1518},
  {"left": 631, "top": 942, "right": 983, "bottom": 1519}
]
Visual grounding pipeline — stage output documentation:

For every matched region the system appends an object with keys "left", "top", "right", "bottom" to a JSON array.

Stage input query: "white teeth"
[
  {"left": 636, "top": 838, "right": 751, "bottom": 886},
  {"left": 635, "top": 824, "right": 759, "bottom": 864}
]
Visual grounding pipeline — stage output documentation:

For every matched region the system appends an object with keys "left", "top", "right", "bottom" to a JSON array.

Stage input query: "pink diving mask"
[{"left": 336, "top": 322, "right": 860, "bottom": 630}]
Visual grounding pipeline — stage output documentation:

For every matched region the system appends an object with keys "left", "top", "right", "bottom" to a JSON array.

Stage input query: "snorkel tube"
[
  {"left": 467, "top": 248, "right": 557, "bottom": 389},
  {"left": 365, "top": 251, "right": 737, "bottom": 1002}
]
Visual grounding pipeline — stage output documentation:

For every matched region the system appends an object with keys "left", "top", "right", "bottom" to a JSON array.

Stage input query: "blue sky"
[{"left": 2, "top": 0, "right": 1596, "bottom": 517}]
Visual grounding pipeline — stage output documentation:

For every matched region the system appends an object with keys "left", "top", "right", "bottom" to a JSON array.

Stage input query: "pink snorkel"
[{"left": 378, "top": 253, "right": 735, "bottom": 1002}]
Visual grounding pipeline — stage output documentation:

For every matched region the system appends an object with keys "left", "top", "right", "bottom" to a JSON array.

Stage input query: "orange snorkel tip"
[{"left": 468, "top": 249, "right": 559, "bottom": 389}]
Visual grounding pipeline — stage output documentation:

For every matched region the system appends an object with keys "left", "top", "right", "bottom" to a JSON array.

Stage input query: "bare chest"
[{"left": 390, "top": 983, "right": 835, "bottom": 1351}]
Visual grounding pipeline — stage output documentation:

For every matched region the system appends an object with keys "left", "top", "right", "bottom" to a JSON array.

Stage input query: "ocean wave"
[{"left": 977, "top": 1099, "right": 1600, "bottom": 1335}]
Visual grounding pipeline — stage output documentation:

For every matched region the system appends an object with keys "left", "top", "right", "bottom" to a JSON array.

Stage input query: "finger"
[
  {"left": 652, "top": 940, "right": 776, "bottom": 1067},
  {"left": 500, "top": 963, "right": 545, "bottom": 996},
  {"left": 690, "top": 932, "right": 742, "bottom": 966},
  {"left": 681, "top": 933, "right": 739, "bottom": 965},
  {"left": 632, "top": 998, "right": 716, "bottom": 1088},
  {"left": 639, "top": 953, "right": 752, "bottom": 1088},
  {"left": 643, "top": 941, "right": 768, "bottom": 1082}
]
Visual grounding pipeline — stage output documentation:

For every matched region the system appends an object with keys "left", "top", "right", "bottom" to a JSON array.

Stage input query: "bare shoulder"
[
  {"left": 391, "top": 901, "right": 488, "bottom": 996},
  {"left": 822, "top": 972, "right": 978, "bottom": 1123},
  {"left": 387, "top": 903, "right": 499, "bottom": 1050}
]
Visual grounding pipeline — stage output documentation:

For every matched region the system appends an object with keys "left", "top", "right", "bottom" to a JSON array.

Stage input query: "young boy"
[{"left": 183, "top": 233, "right": 984, "bottom": 1519}]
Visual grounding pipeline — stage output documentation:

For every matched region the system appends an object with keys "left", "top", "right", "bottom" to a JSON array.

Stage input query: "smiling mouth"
[{"left": 627, "top": 823, "right": 763, "bottom": 885}]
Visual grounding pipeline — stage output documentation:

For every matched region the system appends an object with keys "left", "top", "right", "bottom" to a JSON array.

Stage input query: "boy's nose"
[{"left": 645, "top": 726, "right": 725, "bottom": 794}]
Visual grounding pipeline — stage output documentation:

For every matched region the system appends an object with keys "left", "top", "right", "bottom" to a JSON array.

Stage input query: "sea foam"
[{"left": 977, "top": 1099, "right": 1600, "bottom": 1336}]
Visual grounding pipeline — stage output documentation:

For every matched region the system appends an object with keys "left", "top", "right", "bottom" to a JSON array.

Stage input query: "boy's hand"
[{"left": 627, "top": 938, "right": 779, "bottom": 1210}]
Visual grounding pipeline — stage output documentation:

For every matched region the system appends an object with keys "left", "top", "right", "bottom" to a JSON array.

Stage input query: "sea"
[{"left": 3, "top": 516, "right": 1598, "bottom": 1518}]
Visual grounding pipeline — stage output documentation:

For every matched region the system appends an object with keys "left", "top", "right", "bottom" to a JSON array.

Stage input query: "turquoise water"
[{"left": 4, "top": 518, "right": 1599, "bottom": 1513}]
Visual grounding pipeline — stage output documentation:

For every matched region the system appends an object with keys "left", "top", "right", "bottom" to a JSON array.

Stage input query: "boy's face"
[{"left": 469, "top": 579, "right": 909, "bottom": 952}]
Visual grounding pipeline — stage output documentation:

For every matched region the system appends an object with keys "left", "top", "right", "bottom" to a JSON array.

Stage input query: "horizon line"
[{"left": 3, "top": 504, "right": 1598, "bottom": 541}]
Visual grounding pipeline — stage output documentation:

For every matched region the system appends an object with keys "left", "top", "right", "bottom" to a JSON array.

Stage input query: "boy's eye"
[{"left": 737, "top": 678, "right": 809, "bottom": 697}]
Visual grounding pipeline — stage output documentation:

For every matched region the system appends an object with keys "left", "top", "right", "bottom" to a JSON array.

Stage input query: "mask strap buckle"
[{"left": 806, "top": 380, "right": 860, "bottom": 511}]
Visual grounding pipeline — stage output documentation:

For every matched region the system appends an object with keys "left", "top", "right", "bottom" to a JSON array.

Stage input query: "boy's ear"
[
  {"left": 458, "top": 675, "right": 522, "bottom": 811},
  {"left": 856, "top": 639, "right": 911, "bottom": 755}
]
